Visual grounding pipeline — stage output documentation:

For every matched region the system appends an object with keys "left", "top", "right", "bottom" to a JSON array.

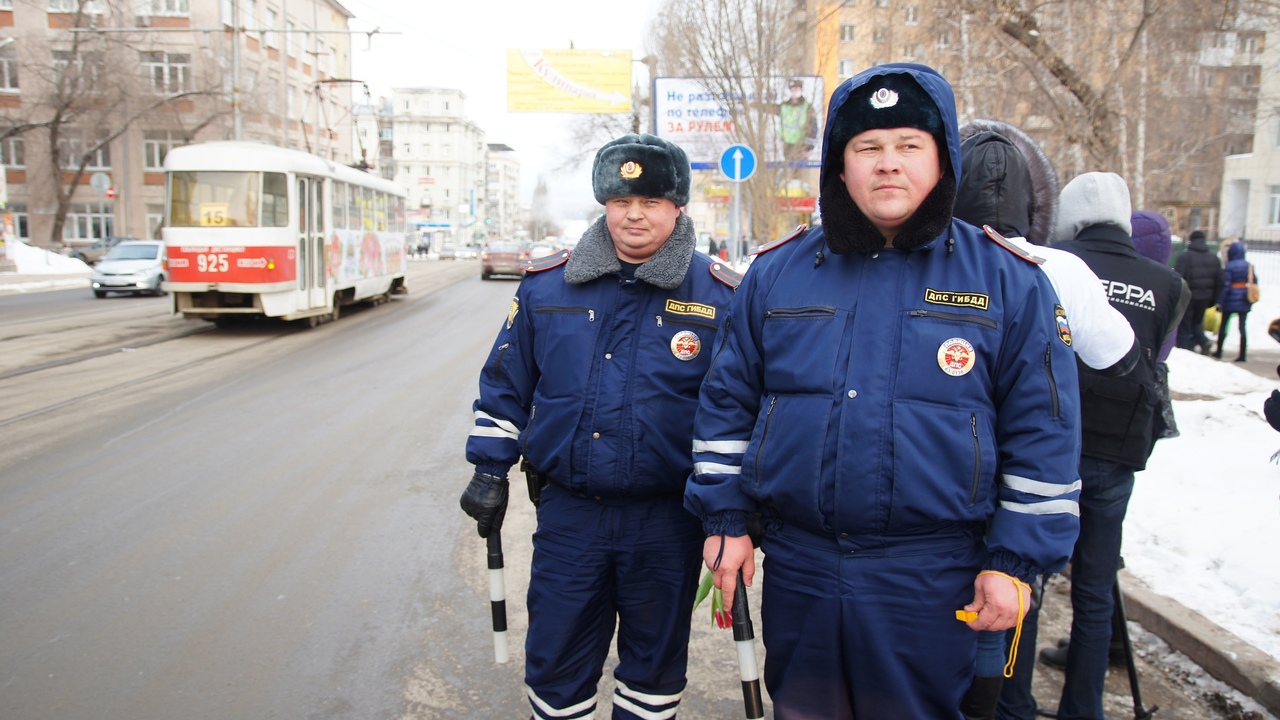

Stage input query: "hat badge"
[
  {"left": 620, "top": 160, "right": 643, "bottom": 180},
  {"left": 870, "top": 87, "right": 899, "bottom": 109}
]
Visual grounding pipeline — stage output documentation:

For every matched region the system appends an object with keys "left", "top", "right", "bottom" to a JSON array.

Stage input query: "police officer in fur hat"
[
  {"left": 462, "top": 133, "right": 740, "bottom": 720},
  {"left": 685, "top": 64, "right": 1082, "bottom": 718}
]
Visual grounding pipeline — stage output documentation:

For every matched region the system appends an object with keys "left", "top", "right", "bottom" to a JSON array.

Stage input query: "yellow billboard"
[{"left": 507, "top": 49, "right": 633, "bottom": 113}]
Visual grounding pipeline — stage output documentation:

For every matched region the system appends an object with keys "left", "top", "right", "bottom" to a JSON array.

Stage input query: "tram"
[{"left": 162, "top": 141, "right": 407, "bottom": 325}]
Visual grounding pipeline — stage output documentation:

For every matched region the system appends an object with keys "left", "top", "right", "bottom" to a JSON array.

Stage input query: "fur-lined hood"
[
  {"left": 817, "top": 63, "right": 960, "bottom": 255},
  {"left": 563, "top": 213, "right": 696, "bottom": 290},
  {"left": 954, "top": 119, "right": 1059, "bottom": 247}
]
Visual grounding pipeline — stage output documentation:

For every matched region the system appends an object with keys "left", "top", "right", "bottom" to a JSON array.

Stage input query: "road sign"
[
  {"left": 90, "top": 171, "right": 111, "bottom": 193},
  {"left": 719, "top": 144, "right": 757, "bottom": 183},
  {"left": 106, "top": 186, "right": 116, "bottom": 200}
]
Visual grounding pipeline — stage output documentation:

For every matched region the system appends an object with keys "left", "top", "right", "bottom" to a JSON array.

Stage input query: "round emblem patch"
[
  {"left": 671, "top": 330, "right": 701, "bottom": 361},
  {"left": 937, "top": 337, "right": 976, "bottom": 377}
]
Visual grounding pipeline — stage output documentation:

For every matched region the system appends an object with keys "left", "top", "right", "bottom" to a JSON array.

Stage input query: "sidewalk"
[{"left": 0, "top": 271, "right": 91, "bottom": 296}]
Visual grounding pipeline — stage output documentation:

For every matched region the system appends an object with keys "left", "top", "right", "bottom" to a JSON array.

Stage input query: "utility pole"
[{"left": 231, "top": 0, "right": 242, "bottom": 140}]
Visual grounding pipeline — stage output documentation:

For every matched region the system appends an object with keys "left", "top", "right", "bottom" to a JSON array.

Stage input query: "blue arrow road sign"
[{"left": 719, "top": 144, "right": 757, "bottom": 183}]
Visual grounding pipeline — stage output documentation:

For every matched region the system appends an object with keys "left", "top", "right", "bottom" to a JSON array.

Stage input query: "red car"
[{"left": 481, "top": 242, "right": 524, "bottom": 280}]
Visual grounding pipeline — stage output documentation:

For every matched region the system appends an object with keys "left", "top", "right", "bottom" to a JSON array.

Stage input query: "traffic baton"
[
  {"left": 731, "top": 569, "right": 764, "bottom": 719},
  {"left": 487, "top": 531, "right": 509, "bottom": 664}
]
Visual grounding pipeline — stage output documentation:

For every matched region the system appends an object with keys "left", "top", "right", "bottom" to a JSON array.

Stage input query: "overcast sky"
[{"left": 343, "top": 0, "right": 664, "bottom": 219}]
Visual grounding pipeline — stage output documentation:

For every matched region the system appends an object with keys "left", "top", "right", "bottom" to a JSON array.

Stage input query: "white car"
[{"left": 90, "top": 240, "right": 167, "bottom": 298}]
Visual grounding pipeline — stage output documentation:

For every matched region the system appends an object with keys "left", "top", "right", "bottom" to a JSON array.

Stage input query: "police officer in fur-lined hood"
[
  {"left": 685, "top": 63, "right": 1082, "bottom": 718},
  {"left": 461, "top": 133, "right": 740, "bottom": 720}
]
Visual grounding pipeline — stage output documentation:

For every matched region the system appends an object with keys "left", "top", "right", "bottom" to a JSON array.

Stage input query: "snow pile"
[
  {"left": 7, "top": 240, "right": 90, "bottom": 274},
  {"left": 1125, "top": 282, "right": 1280, "bottom": 663}
]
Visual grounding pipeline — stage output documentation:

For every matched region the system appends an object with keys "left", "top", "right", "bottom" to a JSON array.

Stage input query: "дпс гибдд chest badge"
[{"left": 670, "top": 330, "right": 701, "bottom": 361}]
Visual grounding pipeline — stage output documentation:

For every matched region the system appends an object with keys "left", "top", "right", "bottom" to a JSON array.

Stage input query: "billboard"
[
  {"left": 507, "top": 49, "right": 633, "bottom": 113},
  {"left": 654, "top": 75, "right": 825, "bottom": 169}
]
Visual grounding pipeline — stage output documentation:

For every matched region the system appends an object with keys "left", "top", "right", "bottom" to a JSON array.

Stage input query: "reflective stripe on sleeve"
[
  {"left": 694, "top": 461, "right": 741, "bottom": 475},
  {"left": 474, "top": 410, "right": 521, "bottom": 435},
  {"left": 469, "top": 425, "right": 519, "bottom": 440},
  {"left": 692, "top": 439, "right": 749, "bottom": 454},
  {"left": 1002, "top": 473, "right": 1082, "bottom": 497},
  {"left": 999, "top": 499, "right": 1080, "bottom": 517}
]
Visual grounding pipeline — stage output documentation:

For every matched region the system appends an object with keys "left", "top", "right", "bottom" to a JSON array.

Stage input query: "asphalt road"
[{"left": 0, "top": 260, "right": 1269, "bottom": 720}]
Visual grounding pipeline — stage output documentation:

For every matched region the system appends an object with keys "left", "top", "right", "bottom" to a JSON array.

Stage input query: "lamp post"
[{"left": 631, "top": 55, "right": 658, "bottom": 134}]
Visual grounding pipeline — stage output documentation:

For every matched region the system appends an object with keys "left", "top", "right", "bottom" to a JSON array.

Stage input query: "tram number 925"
[{"left": 197, "top": 253, "right": 230, "bottom": 273}]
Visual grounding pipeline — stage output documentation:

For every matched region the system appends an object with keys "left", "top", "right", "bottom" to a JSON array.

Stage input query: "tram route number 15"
[
  {"left": 199, "top": 203, "right": 230, "bottom": 227},
  {"left": 197, "top": 253, "right": 230, "bottom": 273}
]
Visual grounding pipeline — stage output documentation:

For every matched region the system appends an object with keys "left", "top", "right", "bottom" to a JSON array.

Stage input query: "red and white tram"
[{"left": 162, "top": 141, "right": 407, "bottom": 325}]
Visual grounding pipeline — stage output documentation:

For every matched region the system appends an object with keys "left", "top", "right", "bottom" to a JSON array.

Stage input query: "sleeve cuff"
[
  {"left": 702, "top": 510, "right": 749, "bottom": 538},
  {"left": 984, "top": 550, "right": 1041, "bottom": 585},
  {"left": 475, "top": 463, "right": 510, "bottom": 481}
]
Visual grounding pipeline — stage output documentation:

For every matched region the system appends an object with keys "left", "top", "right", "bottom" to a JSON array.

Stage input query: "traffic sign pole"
[{"left": 719, "top": 145, "right": 757, "bottom": 268}]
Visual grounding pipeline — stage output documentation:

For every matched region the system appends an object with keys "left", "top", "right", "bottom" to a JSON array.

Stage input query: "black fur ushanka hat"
[{"left": 592, "top": 134, "right": 691, "bottom": 207}]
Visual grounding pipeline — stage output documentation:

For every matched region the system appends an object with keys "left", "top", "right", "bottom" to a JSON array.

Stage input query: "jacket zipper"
[
  {"left": 704, "top": 314, "right": 732, "bottom": 384},
  {"left": 494, "top": 342, "right": 510, "bottom": 382},
  {"left": 969, "top": 413, "right": 981, "bottom": 505},
  {"left": 520, "top": 404, "right": 536, "bottom": 456},
  {"left": 1044, "top": 343, "right": 1060, "bottom": 418},
  {"left": 536, "top": 306, "right": 595, "bottom": 321},
  {"left": 657, "top": 314, "right": 719, "bottom": 331},
  {"left": 756, "top": 396, "right": 778, "bottom": 485},
  {"left": 765, "top": 306, "right": 837, "bottom": 319},
  {"left": 909, "top": 308, "right": 998, "bottom": 330}
]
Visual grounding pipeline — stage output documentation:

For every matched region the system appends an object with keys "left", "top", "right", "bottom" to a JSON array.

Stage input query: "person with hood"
[
  {"left": 460, "top": 134, "right": 740, "bottom": 720},
  {"left": 1214, "top": 240, "right": 1258, "bottom": 362},
  {"left": 1174, "top": 230, "right": 1224, "bottom": 354},
  {"left": 1049, "top": 173, "right": 1188, "bottom": 720},
  {"left": 684, "top": 63, "right": 1082, "bottom": 719},
  {"left": 952, "top": 120, "right": 1138, "bottom": 720}
]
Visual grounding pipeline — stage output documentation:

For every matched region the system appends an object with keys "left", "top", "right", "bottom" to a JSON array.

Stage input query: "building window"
[
  {"left": 903, "top": 42, "right": 923, "bottom": 59},
  {"left": 1, "top": 137, "right": 23, "bottom": 168},
  {"left": 1270, "top": 114, "right": 1280, "bottom": 149},
  {"left": 838, "top": 59, "right": 855, "bottom": 77},
  {"left": 141, "top": 52, "right": 190, "bottom": 93},
  {"left": 144, "top": 130, "right": 183, "bottom": 170},
  {"left": 8, "top": 202, "right": 29, "bottom": 239},
  {"left": 64, "top": 202, "right": 115, "bottom": 241},
  {"left": 286, "top": 20, "right": 296, "bottom": 57},
  {"left": 1269, "top": 186, "right": 1280, "bottom": 225},
  {"left": 841, "top": 24, "right": 856, "bottom": 42},
  {"left": 0, "top": 49, "right": 17, "bottom": 92},
  {"left": 243, "top": 0, "right": 256, "bottom": 37},
  {"left": 873, "top": 0, "right": 888, "bottom": 7},
  {"left": 873, "top": 27, "right": 889, "bottom": 43},
  {"left": 265, "top": 9, "right": 279, "bottom": 48},
  {"left": 0, "top": 0, "right": 12, "bottom": 8},
  {"left": 937, "top": 29, "right": 952, "bottom": 48},
  {"left": 1203, "top": 69, "right": 1215, "bottom": 89},
  {"left": 905, "top": 5, "right": 919, "bottom": 23},
  {"left": 147, "top": 204, "right": 164, "bottom": 238},
  {"left": 58, "top": 134, "right": 110, "bottom": 170},
  {"left": 53, "top": 51, "right": 103, "bottom": 93},
  {"left": 49, "top": 0, "right": 103, "bottom": 12},
  {"left": 141, "top": 0, "right": 188, "bottom": 15},
  {"left": 1241, "top": 33, "right": 1262, "bottom": 55}
]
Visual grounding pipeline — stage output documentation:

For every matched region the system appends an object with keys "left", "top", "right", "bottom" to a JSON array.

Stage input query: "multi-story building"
[
  {"left": 1220, "top": 28, "right": 1280, "bottom": 242},
  {"left": 352, "top": 96, "right": 393, "bottom": 180},
  {"left": 390, "top": 87, "right": 486, "bottom": 250},
  {"left": 0, "top": 0, "right": 355, "bottom": 249},
  {"left": 484, "top": 143, "right": 521, "bottom": 241}
]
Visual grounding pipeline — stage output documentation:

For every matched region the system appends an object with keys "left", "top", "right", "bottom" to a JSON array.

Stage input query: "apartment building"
[
  {"left": 0, "top": 0, "right": 354, "bottom": 248},
  {"left": 484, "top": 143, "right": 521, "bottom": 242},
  {"left": 1221, "top": 28, "right": 1280, "bottom": 242}
]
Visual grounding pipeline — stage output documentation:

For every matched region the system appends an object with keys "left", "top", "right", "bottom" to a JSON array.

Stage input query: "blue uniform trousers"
[
  {"left": 760, "top": 527, "right": 984, "bottom": 720},
  {"left": 525, "top": 484, "right": 703, "bottom": 720}
]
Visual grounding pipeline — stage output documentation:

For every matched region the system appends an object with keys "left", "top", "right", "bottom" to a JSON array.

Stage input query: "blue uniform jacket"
[
  {"left": 467, "top": 214, "right": 738, "bottom": 498},
  {"left": 684, "top": 63, "right": 1081, "bottom": 582}
]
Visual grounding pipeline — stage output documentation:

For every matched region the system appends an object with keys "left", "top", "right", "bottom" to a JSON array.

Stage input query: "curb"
[
  {"left": 1121, "top": 569, "right": 1280, "bottom": 715},
  {"left": 0, "top": 274, "right": 90, "bottom": 296}
]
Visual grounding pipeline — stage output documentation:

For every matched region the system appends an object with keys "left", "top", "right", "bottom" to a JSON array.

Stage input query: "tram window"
[
  {"left": 332, "top": 182, "right": 347, "bottom": 229},
  {"left": 392, "top": 197, "right": 403, "bottom": 232},
  {"left": 169, "top": 171, "right": 261, "bottom": 227},
  {"left": 349, "top": 185, "right": 362, "bottom": 229},
  {"left": 375, "top": 192, "right": 387, "bottom": 232},
  {"left": 262, "top": 172, "right": 288, "bottom": 227},
  {"left": 311, "top": 180, "right": 323, "bottom": 234},
  {"left": 359, "top": 187, "right": 374, "bottom": 231}
]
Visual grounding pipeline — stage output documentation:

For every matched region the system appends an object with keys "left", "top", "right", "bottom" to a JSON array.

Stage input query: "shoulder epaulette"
[
  {"left": 749, "top": 225, "right": 808, "bottom": 256},
  {"left": 709, "top": 261, "right": 743, "bottom": 289},
  {"left": 983, "top": 225, "right": 1045, "bottom": 265},
  {"left": 519, "top": 249, "right": 571, "bottom": 273}
]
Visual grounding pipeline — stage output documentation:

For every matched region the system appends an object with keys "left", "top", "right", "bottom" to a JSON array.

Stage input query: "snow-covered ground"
[
  {"left": 1, "top": 241, "right": 91, "bottom": 293},
  {"left": 1125, "top": 283, "right": 1280, "bottom": 664}
]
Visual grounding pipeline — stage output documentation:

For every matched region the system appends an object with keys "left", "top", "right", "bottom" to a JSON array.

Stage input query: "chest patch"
[
  {"left": 925, "top": 288, "right": 989, "bottom": 311},
  {"left": 1055, "top": 304, "right": 1072, "bottom": 346},
  {"left": 938, "top": 337, "right": 976, "bottom": 377},
  {"left": 670, "top": 330, "right": 702, "bottom": 361},
  {"left": 665, "top": 299, "right": 717, "bottom": 320}
]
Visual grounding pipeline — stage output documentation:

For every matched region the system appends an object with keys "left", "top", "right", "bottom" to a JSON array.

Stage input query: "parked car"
[
  {"left": 64, "top": 236, "right": 134, "bottom": 265},
  {"left": 481, "top": 241, "right": 524, "bottom": 280},
  {"left": 90, "top": 240, "right": 167, "bottom": 297}
]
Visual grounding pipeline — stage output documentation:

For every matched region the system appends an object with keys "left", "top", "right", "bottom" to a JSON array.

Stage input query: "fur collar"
[
  {"left": 818, "top": 172, "right": 957, "bottom": 254},
  {"left": 564, "top": 213, "right": 696, "bottom": 289}
]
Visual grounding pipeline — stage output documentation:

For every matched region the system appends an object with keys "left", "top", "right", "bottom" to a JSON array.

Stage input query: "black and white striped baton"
[
  {"left": 487, "top": 531, "right": 509, "bottom": 664},
  {"left": 731, "top": 569, "right": 764, "bottom": 719}
]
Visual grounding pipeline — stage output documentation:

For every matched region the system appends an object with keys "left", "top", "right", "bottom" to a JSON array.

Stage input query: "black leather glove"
[
  {"left": 1265, "top": 390, "right": 1280, "bottom": 432},
  {"left": 459, "top": 471, "right": 509, "bottom": 538}
]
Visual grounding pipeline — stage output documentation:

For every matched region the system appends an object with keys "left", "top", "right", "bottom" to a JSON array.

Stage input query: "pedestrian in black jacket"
[{"left": 1174, "top": 230, "right": 1223, "bottom": 353}]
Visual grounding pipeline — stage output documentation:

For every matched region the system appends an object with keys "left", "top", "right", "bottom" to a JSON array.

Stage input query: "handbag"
[{"left": 1247, "top": 264, "right": 1261, "bottom": 304}]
